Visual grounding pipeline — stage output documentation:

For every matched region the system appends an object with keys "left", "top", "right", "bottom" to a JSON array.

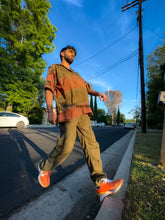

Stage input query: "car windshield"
[
  {"left": 0, "top": 112, "right": 20, "bottom": 117},
  {"left": 0, "top": 112, "right": 6, "bottom": 117},
  {"left": 6, "top": 113, "right": 20, "bottom": 117}
]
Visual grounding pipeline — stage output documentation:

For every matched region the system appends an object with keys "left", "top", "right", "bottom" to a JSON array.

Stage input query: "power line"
[
  {"left": 86, "top": 50, "right": 138, "bottom": 81},
  {"left": 73, "top": 26, "right": 138, "bottom": 67},
  {"left": 143, "top": 24, "right": 164, "bottom": 40}
]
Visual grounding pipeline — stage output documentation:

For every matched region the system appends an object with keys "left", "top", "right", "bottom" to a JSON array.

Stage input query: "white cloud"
[
  {"left": 123, "top": 99, "right": 141, "bottom": 105},
  {"left": 62, "top": 0, "right": 84, "bottom": 7},
  {"left": 88, "top": 79, "right": 112, "bottom": 91}
]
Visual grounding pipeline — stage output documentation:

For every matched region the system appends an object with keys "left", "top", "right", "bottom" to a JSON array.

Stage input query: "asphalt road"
[{"left": 0, "top": 126, "right": 129, "bottom": 218}]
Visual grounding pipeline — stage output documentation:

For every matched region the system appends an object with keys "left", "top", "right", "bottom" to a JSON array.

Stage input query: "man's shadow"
[
  {"left": 1, "top": 129, "right": 87, "bottom": 217},
  {"left": 1, "top": 129, "right": 56, "bottom": 217},
  {"left": 10, "top": 129, "right": 87, "bottom": 188},
  {"left": 8, "top": 129, "right": 48, "bottom": 183}
]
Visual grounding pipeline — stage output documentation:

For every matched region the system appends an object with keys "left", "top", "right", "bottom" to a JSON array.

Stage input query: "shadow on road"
[
  {"left": 0, "top": 129, "right": 50, "bottom": 217},
  {"left": 8, "top": 129, "right": 48, "bottom": 182},
  {"left": 0, "top": 127, "right": 130, "bottom": 218},
  {"left": 0, "top": 128, "right": 85, "bottom": 218}
]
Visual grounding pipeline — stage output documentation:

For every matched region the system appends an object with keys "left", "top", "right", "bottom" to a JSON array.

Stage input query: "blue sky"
[{"left": 43, "top": 0, "right": 165, "bottom": 119}]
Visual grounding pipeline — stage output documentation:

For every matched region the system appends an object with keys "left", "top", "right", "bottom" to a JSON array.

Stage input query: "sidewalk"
[{"left": 9, "top": 130, "right": 135, "bottom": 220}]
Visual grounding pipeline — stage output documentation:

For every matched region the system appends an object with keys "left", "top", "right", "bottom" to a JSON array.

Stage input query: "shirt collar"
[{"left": 57, "top": 63, "right": 73, "bottom": 72}]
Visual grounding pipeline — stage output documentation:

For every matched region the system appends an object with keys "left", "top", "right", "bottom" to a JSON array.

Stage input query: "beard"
[{"left": 64, "top": 54, "right": 74, "bottom": 64}]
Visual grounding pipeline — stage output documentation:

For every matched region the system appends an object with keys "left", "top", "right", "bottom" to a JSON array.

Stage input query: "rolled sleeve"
[
  {"left": 44, "top": 65, "right": 57, "bottom": 94},
  {"left": 85, "top": 81, "right": 92, "bottom": 93}
]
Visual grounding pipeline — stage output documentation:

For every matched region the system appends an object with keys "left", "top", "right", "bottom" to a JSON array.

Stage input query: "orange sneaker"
[
  {"left": 38, "top": 165, "right": 51, "bottom": 188},
  {"left": 96, "top": 178, "right": 123, "bottom": 201}
]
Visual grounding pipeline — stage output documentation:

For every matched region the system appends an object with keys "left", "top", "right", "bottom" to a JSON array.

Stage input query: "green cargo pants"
[{"left": 39, "top": 114, "right": 106, "bottom": 187}]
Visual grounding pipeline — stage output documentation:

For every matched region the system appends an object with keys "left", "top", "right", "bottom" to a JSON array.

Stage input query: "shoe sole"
[
  {"left": 38, "top": 164, "right": 50, "bottom": 188},
  {"left": 38, "top": 164, "right": 43, "bottom": 187},
  {"left": 98, "top": 180, "right": 124, "bottom": 202}
]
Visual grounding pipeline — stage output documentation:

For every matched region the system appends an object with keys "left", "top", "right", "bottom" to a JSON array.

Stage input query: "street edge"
[{"left": 95, "top": 130, "right": 136, "bottom": 220}]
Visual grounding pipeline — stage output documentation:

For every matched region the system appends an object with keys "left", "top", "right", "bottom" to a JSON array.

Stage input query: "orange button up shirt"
[{"left": 44, "top": 64, "right": 93, "bottom": 122}]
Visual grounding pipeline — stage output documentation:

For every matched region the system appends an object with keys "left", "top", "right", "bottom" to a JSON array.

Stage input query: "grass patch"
[{"left": 123, "top": 130, "right": 165, "bottom": 220}]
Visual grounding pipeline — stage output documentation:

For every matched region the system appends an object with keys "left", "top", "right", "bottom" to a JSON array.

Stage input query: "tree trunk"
[
  {"left": 112, "top": 111, "right": 115, "bottom": 126},
  {"left": 160, "top": 109, "right": 165, "bottom": 170},
  {"left": 112, "top": 113, "right": 114, "bottom": 126}
]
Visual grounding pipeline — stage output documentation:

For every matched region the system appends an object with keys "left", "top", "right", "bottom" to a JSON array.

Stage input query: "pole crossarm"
[{"left": 122, "top": 0, "right": 146, "bottom": 11}]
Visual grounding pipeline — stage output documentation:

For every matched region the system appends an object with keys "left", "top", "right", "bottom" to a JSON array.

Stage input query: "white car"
[
  {"left": 0, "top": 111, "right": 29, "bottom": 128},
  {"left": 124, "top": 123, "right": 135, "bottom": 129},
  {"left": 96, "top": 122, "right": 105, "bottom": 127}
]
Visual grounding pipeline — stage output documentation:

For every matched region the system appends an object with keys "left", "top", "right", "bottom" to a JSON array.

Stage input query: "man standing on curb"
[{"left": 38, "top": 45, "right": 123, "bottom": 200}]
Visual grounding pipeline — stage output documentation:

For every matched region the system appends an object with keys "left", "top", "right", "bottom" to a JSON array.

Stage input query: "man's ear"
[{"left": 60, "top": 51, "right": 64, "bottom": 59}]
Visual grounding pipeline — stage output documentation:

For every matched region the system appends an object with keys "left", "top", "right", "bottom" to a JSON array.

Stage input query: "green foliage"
[
  {"left": 120, "top": 113, "right": 126, "bottom": 124},
  {"left": 97, "top": 108, "right": 105, "bottom": 123},
  {"left": 97, "top": 108, "right": 105, "bottom": 118},
  {"left": 128, "top": 106, "right": 141, "bottom": 125},
  {"left": 114, "top": 108, "right": 126, "bottom": 125},
  {"left": 104, "top": 114, "right": 112, "bottom": 125},
  {"left": 126, "top": 118, "right": 136, "bottom": 123},
  {"left": 96, "top": 107, "right": 126, "bottom": 126},
  {"left": 90, "top": 95, "right": 93, "bottom": 112},
  {"left": 116, "top": 107, "right": 120, "bottom": 125},
  {"left": 90, "top": 95, "right": 94, "bottom": 120},
  {"left": 96, "top": 108, "right": 112, "bottom": 125},
  {"left": 93, "top": 96, "right": 98, "bottom": 121},
  {"left": 0, "top": 0, "right": 57, "bottom": 118},
  {"left": 28, "top": 106, "right": 44, "bottom": 124},
  {"left": 146, "top": 42, "right": 165, "bottom": 129}
]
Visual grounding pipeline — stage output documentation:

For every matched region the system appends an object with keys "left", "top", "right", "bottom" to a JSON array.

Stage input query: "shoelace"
[
  {"left": 96, "top": 179, "right": 113, "bottom": 190},
  {"left": 41, "top": 171, "right": 50, "bottom": 176},
  {"left": 101, "top": 178, "right": 112, "bottom": 183}
]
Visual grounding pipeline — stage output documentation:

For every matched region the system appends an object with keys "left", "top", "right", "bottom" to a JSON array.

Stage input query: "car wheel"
[{"left": 16, "top": 121, "right": 25, "bottom": 128}]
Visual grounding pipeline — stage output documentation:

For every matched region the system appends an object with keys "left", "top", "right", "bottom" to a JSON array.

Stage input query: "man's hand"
[
  {"left": 98, "top": 93, "right": 107, "bottom": 102},
  {"left": 88, "top": 88, "right": 107, "bottom": 102},
  {"left": 48, "top": 112, "right": 57, "bottom": 124}
]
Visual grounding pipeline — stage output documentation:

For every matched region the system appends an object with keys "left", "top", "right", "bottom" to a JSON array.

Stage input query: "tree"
[
  {"left": 90, "top": 95, "right": 94, "bottom": 112},
  {"left": 0, "top": 0, "right": 57, "bottom": 116},
  {"left": 160, "top": 64, "right": 165, "bottom": 170},
  {"left": 105, "top": 90, "right": 123, "bottom": 125},
  {"left": 96, "top": 108, "right": 112, "bottom": 125},
  {"left": 97, "top": 108, "right": 105, "bottom": 123},
  {"left": 116, "top": 106, "right": 120, "bottom": 125},
  {"left": 146, "top": 43, "right": 165, "bottom": 129},
  {"left": 115, "top": 108, "right": 126, "bottom": 125},
  {"left": 93, "top": 96, "right": 98, "bottom": 121},
  {"left": 29, "top": 106, "right": 44, "bottom": 124},
  {"left": 160, "top": 110, "right": 165, "bottom": 170},
  {"left": 146, "top": 43, "right": 165, "bottom": 169},
  {"left": 104, "top": 114, "right": 112, "bottom": 125},
  {"left": 97, "top": 108, "right": 106, "bottom": 118},
  {"left": 128, "top": 106, "right": 141, "bottom": 125},
  {"left": 120, "top": 113, "right": 126, "bottom": 125}
]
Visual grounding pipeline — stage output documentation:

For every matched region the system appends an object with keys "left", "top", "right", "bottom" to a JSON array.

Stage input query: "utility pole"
[{"left": 122, "top": 0, "right": 147, "bottom": 133}]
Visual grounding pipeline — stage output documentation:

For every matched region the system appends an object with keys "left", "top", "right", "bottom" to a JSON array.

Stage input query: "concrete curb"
[
  {"left": 9, "top": 130, "right": 135, "bottom": 220},
  {"left": 28, "top": 124, "right": 56, "bottom": 128},
  {"left": 95, "top": 131, "right": 136, "bottom": 220}
]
